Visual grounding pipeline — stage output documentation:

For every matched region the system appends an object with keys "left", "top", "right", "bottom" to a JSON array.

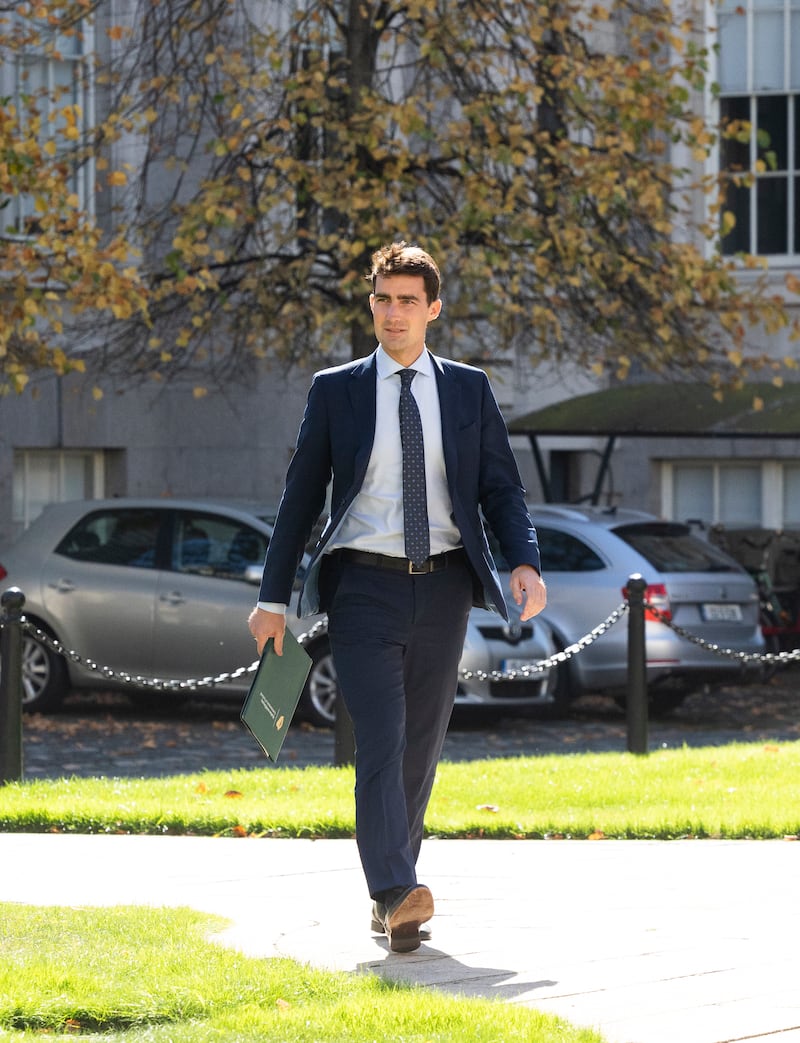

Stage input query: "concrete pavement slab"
[{"left": 0, "top": 833, "right": 797, "bottom": 1043}]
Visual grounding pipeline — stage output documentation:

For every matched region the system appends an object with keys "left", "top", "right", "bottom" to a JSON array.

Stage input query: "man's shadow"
[{"left": 358, "top": 943, "right": 557, "bottom": 1002}]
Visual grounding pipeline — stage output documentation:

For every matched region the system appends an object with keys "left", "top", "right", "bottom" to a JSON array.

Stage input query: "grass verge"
[
  {"left": 0, "top": 904, "right": 603, "bottom": 1042},
  {"left": 1, "top": 742, "right": 799, "bottom": 839}
]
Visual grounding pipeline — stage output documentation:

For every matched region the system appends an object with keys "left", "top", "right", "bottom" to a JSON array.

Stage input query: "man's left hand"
[{"left": 510, "top": 565, "right": 547, "bottom": 621}]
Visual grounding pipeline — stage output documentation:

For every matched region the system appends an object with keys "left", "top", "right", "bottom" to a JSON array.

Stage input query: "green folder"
[{"left": 240, "top": 628, "right": 313, "bottom": 762}]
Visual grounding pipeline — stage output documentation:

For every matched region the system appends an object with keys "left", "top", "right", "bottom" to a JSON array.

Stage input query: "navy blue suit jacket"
[{"left": 259, "top": 349, "right": 540, "bottom": 621}]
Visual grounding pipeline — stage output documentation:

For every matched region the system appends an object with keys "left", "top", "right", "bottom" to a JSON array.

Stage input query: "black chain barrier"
[
  {"left": 1, "top": 577, "right": 796, "bottom": 780},
  {"left": 11, "top": 599, "right": 794, "bottom": 691},
  {"left": 647, "top": 605, "right": 800, "bottom": 667},
  {"left": 11, "top": 605, "right": 631, "bottom": 694}
]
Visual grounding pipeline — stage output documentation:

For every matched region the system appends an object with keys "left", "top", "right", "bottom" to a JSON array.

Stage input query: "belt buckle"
[{"left": 408, "top": 559, "right": 428, "bottom": 575}]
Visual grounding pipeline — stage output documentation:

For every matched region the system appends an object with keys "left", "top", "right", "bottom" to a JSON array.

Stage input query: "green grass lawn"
[
  {"left": 2, "top": 740, "right": 798, "bottom": 1041},
  {"left": 0, "top": 904, "right": 603, "bottom": 1042},
  {"left": 1, "top": 741, "right": 799, "bottom": 839}
]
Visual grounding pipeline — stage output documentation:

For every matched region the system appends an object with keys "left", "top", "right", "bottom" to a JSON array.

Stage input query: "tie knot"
[{"left": 399, "top": 368, "right": 416, "bottom": 389}]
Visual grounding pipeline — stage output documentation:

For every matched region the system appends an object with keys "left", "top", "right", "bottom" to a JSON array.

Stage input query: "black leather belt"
[{"left": 336, "top": 548, "right": 463, "bottom": 575}]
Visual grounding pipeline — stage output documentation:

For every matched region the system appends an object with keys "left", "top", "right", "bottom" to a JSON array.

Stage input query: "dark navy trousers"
[{"left": 323, "top": 553, "right": 473, "bottom": 897}]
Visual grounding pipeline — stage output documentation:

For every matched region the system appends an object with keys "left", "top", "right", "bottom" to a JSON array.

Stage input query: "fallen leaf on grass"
[
  {"left": 224, "top": 790, "right": 244, "bottom": 798},
  {"left": 587, "top": 830, "right": 606, "bottom": 840},
  {"left": 476, "top": 804, "right": 499, "bottom": 813}
]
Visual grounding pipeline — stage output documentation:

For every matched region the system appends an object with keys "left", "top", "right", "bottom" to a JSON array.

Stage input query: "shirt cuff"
[{"left": 257, "top": 601, "right": 287, "bottom": 615}]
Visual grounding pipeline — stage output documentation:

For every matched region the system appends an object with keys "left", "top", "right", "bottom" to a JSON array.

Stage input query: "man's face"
[{"left": 369, "top": 273, "right": 441, "bottom": 366}]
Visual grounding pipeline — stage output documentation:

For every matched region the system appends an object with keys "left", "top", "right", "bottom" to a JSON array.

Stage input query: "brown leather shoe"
[
  {"left": 370, "top": 885, "right": 434, "bottom": 952},
  {"left": 371, "top": 907, "right": 432, "bottom": 942}
]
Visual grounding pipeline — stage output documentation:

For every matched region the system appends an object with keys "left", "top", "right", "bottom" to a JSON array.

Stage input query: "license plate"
[
  {"left": 701, "top": 603, "right": 743, "bottom": 622},
  {"left": 500, "top": 659, "right": 540, "bottom": 674}
]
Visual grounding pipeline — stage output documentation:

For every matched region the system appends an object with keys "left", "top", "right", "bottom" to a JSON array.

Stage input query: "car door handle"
[
  {"left": 47, "top": 579, "right": 76, "bottom": 593},
  {"left": 159, "top": 590, "right": 186, "bottom": 605}
]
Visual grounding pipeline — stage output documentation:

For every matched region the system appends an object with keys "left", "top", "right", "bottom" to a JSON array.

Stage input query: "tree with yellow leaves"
[
  {"left": 3, "top": 0, "right": 796, "bottom": 391},
  {"left": 0, "top": 1, "right": 147, "bottom": 394}
]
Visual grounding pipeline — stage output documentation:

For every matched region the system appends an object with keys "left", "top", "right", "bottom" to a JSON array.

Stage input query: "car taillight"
[
  {"left": 622, "top": 582, "right": 672, "bottom": 622},
  {"left": 0, "top": 564, "right": 6, "bottom": 582}
]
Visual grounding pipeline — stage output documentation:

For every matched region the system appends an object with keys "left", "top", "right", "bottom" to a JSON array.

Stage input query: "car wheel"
[
  {"left": 299, "top": 639, "right": 339, "bottom": 728},
  {"left": 17, "top": 630, "right": 69, "bottom": 713}
]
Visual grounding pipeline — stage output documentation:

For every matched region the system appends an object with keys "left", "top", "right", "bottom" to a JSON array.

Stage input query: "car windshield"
[{"left": 613, "top": 522, "right": 740, "bottom": 573}]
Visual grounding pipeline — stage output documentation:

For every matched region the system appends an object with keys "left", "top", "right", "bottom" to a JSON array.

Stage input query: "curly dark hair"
[{"left": 368, "top": 241, "right": 441, "bottom": 304}]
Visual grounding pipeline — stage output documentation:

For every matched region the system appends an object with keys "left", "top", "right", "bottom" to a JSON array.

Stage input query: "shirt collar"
[{"left": 376, "top": 344, "right": 434, "bottom": 380}]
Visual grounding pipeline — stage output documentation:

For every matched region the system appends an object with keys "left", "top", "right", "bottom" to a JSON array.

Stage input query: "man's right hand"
[{"left": 248, "top": 607, "right": 287, "bottom": 656}]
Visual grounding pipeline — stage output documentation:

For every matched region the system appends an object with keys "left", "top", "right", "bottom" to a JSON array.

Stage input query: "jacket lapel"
[
  {"left": 432, "top": 354, "right": 461, "bottom": 492},
  {"left": 347, "top": 351, "right": 378, "bottom": 483}
]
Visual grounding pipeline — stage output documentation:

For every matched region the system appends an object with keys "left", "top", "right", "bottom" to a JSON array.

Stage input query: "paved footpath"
[
  {"left": 6, "top": 676, "right": 800, "bottom": 1041},
  {"left": 2, "top": 832, "right": 799, "bottom": 1043}
]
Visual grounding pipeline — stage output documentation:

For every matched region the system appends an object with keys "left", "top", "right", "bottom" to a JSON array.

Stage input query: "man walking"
[{"left": 249, "top": 241, "right": 546, "bottom": 952}]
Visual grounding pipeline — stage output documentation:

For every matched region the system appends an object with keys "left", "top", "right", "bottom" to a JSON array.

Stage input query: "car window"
[
  {"left": 55, "top": 509, "right": 161, "bottom": 568},
  {"left": 171, "top": 511, "right": 268, "bottom": 579},
  {"left": 537, "top": 527, "right": 605, "bottom": 572},
  {"left": 486, "top": 525, "right": 605, "bottom": 573},
  {"left": 613, "top": 522, "right": 740, "bottom": 573}
]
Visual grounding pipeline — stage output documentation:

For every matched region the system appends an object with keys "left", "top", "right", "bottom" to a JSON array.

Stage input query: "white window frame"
[
  {"left": 661, "top": 459, "right": 794, "bottom": 528},
  {"left": 13, "top": 450, "right": 105, "bottom": 531},
  {"left": 716, "top": 0, "right": 799, "bottom": 260},
  {"left": 3, "top": 13, "right": 95, "bottom": 234}
]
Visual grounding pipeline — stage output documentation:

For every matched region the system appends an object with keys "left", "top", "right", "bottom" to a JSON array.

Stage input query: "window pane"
[
  {"left": 172, "top": 511, "right": 268, "bottom": 580},
  {"left": 61, "top": 456, "right": 94, "bottom": 501},
  {"left": 720, "top": 96, "right": 751, "bottom": 172},
  {"left": 718, "top": 10, "right": 748, "bottom": 92},
  {"left": 757, "top": 95, "right": 788, "bottom": 169},
  {"left": 721, "top": 179, "right": 751, "bottom": 254},
  {"left": 56, "top": 509, "right": 160, "bottom": 568},
  {"left": 673, "top": 465, "right": 714, "bottom": 524},
  {"left": 13, "top": 450, "right": 99, "bottom": 529},
  {"left": 12, "top": 453, "right": 58, "bottom": 524},
  {"left": 795, "top": 176, "right": 800, "bottom": 253},
  {"left": 757, "top": 175, "right": 788, "bottom": 252},
  {"left": 615, "top": 523, "right": 741, "bottom": 573},
  {"left": 754, "top": 12, "right": 785, "bottom": 89},
  {"left": 719, "top": 466, "right": 762, "bottom": 524},
  {"left": 783, "top": 465, "right": 800, "bottom": 525},
  {"left": 535, "top": 529, "right": 605, "bottom": 573},
  {"left": 792, "top": 11, "right": 800, "bottom": 87}
]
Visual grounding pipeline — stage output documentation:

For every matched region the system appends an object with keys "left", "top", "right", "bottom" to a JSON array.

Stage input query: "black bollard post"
[
  {"left": 625, "top": 573, "right": 648, "bottom": 755},
  {"left": 0, "top": 587, "right": 26, "bottom": 783},
  {"left": 333, "top": 695, "right": 355, "bottom": 767}
]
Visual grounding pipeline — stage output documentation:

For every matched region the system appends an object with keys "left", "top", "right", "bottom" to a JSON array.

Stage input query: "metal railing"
[{"left": 2, "top": 576, "right": 794, "bottom": 781}]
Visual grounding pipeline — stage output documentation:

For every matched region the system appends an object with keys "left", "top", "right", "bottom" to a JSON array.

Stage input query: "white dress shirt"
[
  {"left": 258, "top": 345, "right": 461, "bottom": 614},
  {"left": 328, "top": 345, "right": 461, "bottom": 557}
]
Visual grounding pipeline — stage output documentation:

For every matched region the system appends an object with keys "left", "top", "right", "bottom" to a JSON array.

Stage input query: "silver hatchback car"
[
  {"left": 516, "top": 505, "right": 765, "bottom": 714},
  {"left": 0, "top": 498, "right": 556, "bottom": 723}
]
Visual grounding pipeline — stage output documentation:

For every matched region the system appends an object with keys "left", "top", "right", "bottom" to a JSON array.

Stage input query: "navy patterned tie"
[{"left": 398, "top": 368, "right": 430, "bottom": 570}]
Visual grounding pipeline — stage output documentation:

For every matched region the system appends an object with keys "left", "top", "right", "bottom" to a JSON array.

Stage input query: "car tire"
[
  {"left": 17, "top": 629, "right": 69, "bottom": 713},
  {"left": 299, "top": 638, "right": 339, "bottom": 728}
]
